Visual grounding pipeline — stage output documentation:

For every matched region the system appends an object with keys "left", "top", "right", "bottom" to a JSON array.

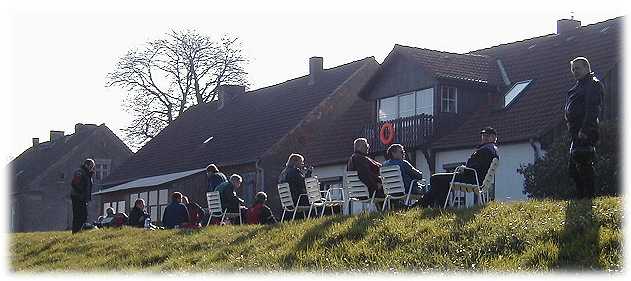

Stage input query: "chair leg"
[
  {"left": 292, "top": 209, "right": 298, "bottom": 221},
  {"left": 281, "top": 210, "right": 286, "bottom": 223},
  {"left": 239, "top": 213, "right": 243, "bottom": 225},
  {"left": 308, "top": 205, "right": 313, "bottom": 219},
  {"left": 443, "top": 186, "right": 452, "bottom": 208},
  {"left": 221, "top": 212, "right": 227, "bottom": 225}
]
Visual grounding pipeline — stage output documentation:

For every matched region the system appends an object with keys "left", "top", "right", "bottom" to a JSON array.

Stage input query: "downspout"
[{"left": 255, "top": 158, "right": 265, "bottom": 193}]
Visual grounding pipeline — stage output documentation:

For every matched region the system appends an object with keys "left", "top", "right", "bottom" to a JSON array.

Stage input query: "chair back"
[
  {"left": 206, "top": 191, "right": 223, "bottom": 214},
  {"left": 345, "top": 171, "right": 370, "bottom": 199},
  {"left": 305, "top": 177, "right": 322, "bottom": 204},
  {"left": 277, "top": 183, "right": 295, "bottom": 209},
  {"left": 380, "top": 165, "right": 406, "bottom": 195},
  {"left": 481, "top": 158, "right": 499, "bottom": 189}
]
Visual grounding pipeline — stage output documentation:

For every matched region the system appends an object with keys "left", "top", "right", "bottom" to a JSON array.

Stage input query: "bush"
[{"left": 518, "top": 122, "right": 619, "bottom": 199}]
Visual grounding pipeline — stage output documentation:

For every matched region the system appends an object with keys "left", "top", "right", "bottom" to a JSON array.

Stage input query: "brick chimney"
[
  {"left": 557, "top": 18, "right": 581, "bottom": 34},
  {"left": 308, "top": 56, "right": 323, "bottom": 85},
  {"left": 32, "top": 138, "right": 39, "bottom": 148},
  {"left": 217, "top": 85, "right": 246, "bottom": 110},
  {"left": 75, "top": 123, "right": 98, "bottom": 134},
  {"left": 49, "top": 130, "right": 64, "bottom": 141}
]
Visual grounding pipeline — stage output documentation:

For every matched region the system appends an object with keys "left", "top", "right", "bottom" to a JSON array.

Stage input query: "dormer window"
[
  {"left": 504, "top": 80, "right": 532, "bottom": 108},
  {"left": 441, "top": 86, "right": 457, "bottom": 113},
  {"left": 377, "top": 88, "right": 434, "bottom": 122}
]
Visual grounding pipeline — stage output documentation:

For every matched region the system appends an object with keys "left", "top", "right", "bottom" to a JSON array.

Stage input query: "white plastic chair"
[
  {"left": 304, "top": 177, "right": 345, "bottom": 218},
  {"left": 277, "top": 183, "right": 310, "bottom": 222},
  {"left": 345, "top": 171, "right": 385, "bottom": 213},
  {"left": 205, "top": 191, "right": 242, "bottom": 225},
  {"left": 379, "top": 165, "right": 408, "bottom": 211},
  {"left": 444, "top": 158, "right": 499, "bottom": 208}
]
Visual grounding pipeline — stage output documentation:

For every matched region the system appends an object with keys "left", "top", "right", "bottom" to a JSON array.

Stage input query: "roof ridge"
[
  {"left": 395, "top": 44, "right": 488, "bottom": 58},
  {"left": 468, "top": 16, "right": 622, "bottom": 54}
]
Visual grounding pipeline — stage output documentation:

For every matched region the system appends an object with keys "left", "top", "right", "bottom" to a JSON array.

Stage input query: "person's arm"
[
  {"left": 262, "top": 206, "right": 277, "bottom": 224},
  {"left": 403, "top": 160, "right": 423, "bottom": 180},
  {"left": 466, "top": 148, "right": 494, "bottom": 177},
  {"left": 354, "top": 156, "right": 379, "bottom": 190},
  {"left": 580, "top": 79, "right": 604, "bottom": 135}
]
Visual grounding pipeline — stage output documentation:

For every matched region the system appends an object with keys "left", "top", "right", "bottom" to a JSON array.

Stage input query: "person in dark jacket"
[
  {"left": 565, "top": 57, "right": 604, "bottom": 199},
  {"left": 419, "top": 127, "right": 499, "bottom": 208},
  {"left": 383, "top": 144, "right": 423, "bottom": 194},
  {"left": 347, "top": 138, "right": 384, "bottom": 198},
  {"left": 246, "top": 192, "right": 278, "bottom": 225},
  {"left": 214, "top": 174, "right": 246, "bottom": 213},
  {"left": 161, "top": 192, "right": 190, "bottom": 229},
  {"left": 279, "top": 153, "right": 312, "bottom": 206},
  {"left": 128, "top": 199, "right": 150, "bottom": 228},
  {"left": 70, "top": 158, "right": 95, "bottom": 233},
  {"left": 207, "top": 164, "right": 228, "bottom": 192}
]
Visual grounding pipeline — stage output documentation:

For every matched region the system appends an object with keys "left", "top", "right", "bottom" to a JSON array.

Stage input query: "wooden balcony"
[{"left": 359, "top": 114, "right": 434, "bottom": 153}]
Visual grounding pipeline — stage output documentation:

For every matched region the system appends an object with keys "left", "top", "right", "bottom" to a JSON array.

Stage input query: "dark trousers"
[
  {"left": 72, "top": 198, "right": 88, "bottom": 233},
  {"left": 569, "top": 141, "right": 596, "bottom": 199},
  {"left": 421, "top": 170, "right": 477, "bottom": 207}
]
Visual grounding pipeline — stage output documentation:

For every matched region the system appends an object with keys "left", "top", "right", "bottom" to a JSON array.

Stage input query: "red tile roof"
[
  {"left": 105, "top": 57, "right": 375, "bottom": 183},
  {"left": 432, "top": 17, "right": 622, "bottom": 150}
]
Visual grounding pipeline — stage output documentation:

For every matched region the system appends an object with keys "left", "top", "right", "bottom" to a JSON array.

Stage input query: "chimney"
[
  {"left": 308, "top": 56, "right": 323, "bottom": 85},
  {"left": 49, "top": 130, "right": 64, "bottom": 141},
  {"left": 75, "top": 123, "right": 98, "bottom": 134},
  {"left": 217, "top": 85, "right": 246, "bottom": 110},
  {"left": 32, "top": 138, "right": 39, "bottom": 148},
  {"left": 557, "top": 18, "right": 581, "bottom": 34}
]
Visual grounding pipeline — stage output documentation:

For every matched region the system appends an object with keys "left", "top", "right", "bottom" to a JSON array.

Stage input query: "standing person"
[
  {"left": 383, "top": 144, "right": 424, "bottom": 195},
  {"left": 279, "top": 154, "right": 312, "bottom": 207},
  {"left": 347, "top": 138, "right": 384, "bottom": 198},
  {"left": 420, "top": 127, "right": 499, "bottom": 208},
  {"left": 246, "top": 192, "right": 278, "bottom": 225},
  {"left": 161, "top": 192, "right": 190, "bottom": 229},
  {"left": 70, "top": 158, "right": 95, "bottom": 234},
  {"left": 564, "top": 57, "right": 604, "bottom": 199},
  {"left": 207, "top": 164, "right": 228, "bottom": 192},
  {"left": 214, "top": 174, "right": 247, "bottom": 214}
]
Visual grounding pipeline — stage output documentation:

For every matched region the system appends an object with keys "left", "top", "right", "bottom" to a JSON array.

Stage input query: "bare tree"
[{"left": 106, "top": 30, "right": 248, "bottom": 149}]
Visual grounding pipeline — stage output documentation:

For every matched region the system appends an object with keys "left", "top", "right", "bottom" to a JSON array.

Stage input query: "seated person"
[
  {"left": 207, "top": 164, "right": 228, "bottom": 192},
  {"left": 161, "top": 192, "right": 190, "bottom": 229},
  {"left": 112, "top": 212, "right": 129, "bottom": 227},
  {"left": 128, "top": 198, "right": 151, "bottom": 228},
  {"left": 215, "top": 174, "right": 247, "bottom": 214},
  {"left": 420, "top": 127, "right": 499, "bottom": 207},
  {"left": 95, "top": 207, "right": 116, "bottom": 228},
  {"left": 347, "top": 138, "right": 384, "bottom": 198},
  {"left": 246, "top": 192, "right": 278, "bottom": 225},
  {"left": 278, "top": 153, "right": 312, "bottom": 206},
  {"left": 182, "top": 196, "right": 204, "bottom": 228},
  {"left": 383, "top": 144, "right": 423, "bottom": 195}
]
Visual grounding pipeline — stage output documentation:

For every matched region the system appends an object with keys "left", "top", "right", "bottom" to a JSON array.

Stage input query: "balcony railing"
[{"left": 359, "top": 114, "right": 434, "bottom": 153}]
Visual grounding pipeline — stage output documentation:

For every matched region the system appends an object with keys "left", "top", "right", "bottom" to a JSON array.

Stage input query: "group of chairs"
[{"left": 203, "top": 159, "right": 499, "bottom": 225}]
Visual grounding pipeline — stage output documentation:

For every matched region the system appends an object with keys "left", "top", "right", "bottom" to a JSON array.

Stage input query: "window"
[
  {"left": 94, "top": 159, "right": 112, "bottom": 182},
  {"left": 130, "top": 194, "right": 138, "bottom": 208},
  {"left": 504, "top": 80, "right": 532, "bottom": 107},
  {"left": 377, "top": 88, "right": 434, "bottom": 121},
  {"left": 415, "top": 88, "right": 434, "bottom": 115},
  {"left": 103, "top": 203, "right": 110, "bottom": 216},
  {"left": 117, "top": 201, "right": 126, "bottom": 213},
  {"left": 129, "top": 189, "right": 169, "bottom": 222},
  {"left": 441, "top": 86, "right": 457, "bottom": 113}
]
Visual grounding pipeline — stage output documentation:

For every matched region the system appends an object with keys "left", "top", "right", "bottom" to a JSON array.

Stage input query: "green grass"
[{"left": 10, "top": 196, "right": 622, "bottom": 272}]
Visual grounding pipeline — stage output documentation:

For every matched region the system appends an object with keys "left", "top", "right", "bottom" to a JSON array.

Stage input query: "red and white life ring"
[{"left": 379, "top": 122, "right": 395, "bottom": 145}]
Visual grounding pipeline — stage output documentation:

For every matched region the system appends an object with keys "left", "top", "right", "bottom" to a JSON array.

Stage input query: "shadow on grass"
[{"left": 556, "top": 198, "right": 600, "bottom": 269}]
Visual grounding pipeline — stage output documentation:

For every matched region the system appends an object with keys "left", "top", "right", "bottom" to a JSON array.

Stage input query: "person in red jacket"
[
  {"left": 181, "top": 196, "right": 204, "bottom": 228},
  {"left": 246, "top": 192, "right": 277, "bottom": 225}
]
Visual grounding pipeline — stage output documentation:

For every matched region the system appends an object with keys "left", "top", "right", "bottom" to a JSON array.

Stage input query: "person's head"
[
  {"left": 171, "top": 192, "right": 183, "bottom": 203},
  {"left": 134, "top": 198, "right": 145, "bottom": 209},
  {"left": 182, "top": 196, "right": 189, "bottom": 204},
  {"left": 83, "top": 158, "right": 96, "bottom": 172},
  {"left": 285, "top": 153, "right": 305, "bottom": 169},
  {"left": 353, "top": 138, "right": 369, "bottom": 154},
  {"left": 254, "top": 191, "right": 267, "bottom": 204},
  {"left": 206, "top": 164, "right": 219, "bottom": 176},
  {"left": 229, "top": 174, "right": 243, "bottom": 189},
  {"left": 480, "top": 127, "right": 498, "bottom": 144},
  {"left": 106, "top": 207, "right": 115, "bottom": 216},
  {"left": 570, "top": 57, "right": 591, "bottom": 80},
  {"left": 386, "top": 144, "right": 405, "bottom": 160}
]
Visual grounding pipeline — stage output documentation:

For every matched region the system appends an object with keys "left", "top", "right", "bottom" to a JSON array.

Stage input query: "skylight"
[
  {"left": 202, "top": 136, "right": 214, "bottom": 144},
  {"left": 504, "top": 80, "right": 532, "bottom": 108}
]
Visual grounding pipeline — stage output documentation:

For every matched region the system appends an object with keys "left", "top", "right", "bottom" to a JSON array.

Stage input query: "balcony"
[{"left": 359, "top": 114, "right": 434, "bottom": 153}]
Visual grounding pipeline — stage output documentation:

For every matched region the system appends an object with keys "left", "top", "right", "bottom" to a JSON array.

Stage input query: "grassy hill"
[{"left": 11, "top": 197, "right": 622, "bottom": 272}]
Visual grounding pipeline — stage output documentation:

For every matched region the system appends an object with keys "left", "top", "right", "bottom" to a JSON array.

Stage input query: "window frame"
[
  {"left": 504, "top": 80, "right": 533, "bottom": 108},
  {"left": 440, "top": 86, "right": 458, "bottom": 113},
  {"left": 377, "top": 87, "right": 435, "bottom": 121}
]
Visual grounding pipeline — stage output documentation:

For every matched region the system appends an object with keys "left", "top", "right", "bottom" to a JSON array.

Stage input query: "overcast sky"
[{"left": 1, "top": 0, "right": 627, "bottom": 163}]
